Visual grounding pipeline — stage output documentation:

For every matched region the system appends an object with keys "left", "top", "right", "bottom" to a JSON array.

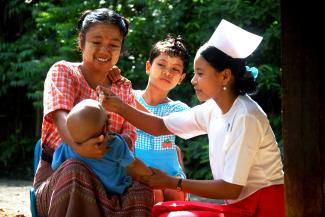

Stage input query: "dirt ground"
[{"left": 0, "top": 179, "right": 32, "bottom": 217}]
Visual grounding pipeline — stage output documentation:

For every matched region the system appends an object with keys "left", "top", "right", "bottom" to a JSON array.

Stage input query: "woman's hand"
[
  {"left": 96, "top": 85, "right": 124, "bottom": 113},
  {"left": 142, "top": 167, "right": 244, "bottom": 199},
  {"left": 106, "top": 66, "right": 131, "bottom": 86},
  {"left": 141, "top": 167, "right": 173, "bottom": 189},
  {"left": 73, "top": 134, "right": 109, "bottom": 160},
  {"left": 97, "top": 85, "right": 171, "bottom": 137}
]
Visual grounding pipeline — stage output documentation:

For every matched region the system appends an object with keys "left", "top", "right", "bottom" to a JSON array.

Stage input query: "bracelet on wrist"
[{"left": 176, "top": 178, "right": 183, "bottom": 191}]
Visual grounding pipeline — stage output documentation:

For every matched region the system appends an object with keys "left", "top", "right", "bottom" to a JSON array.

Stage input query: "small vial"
[{"left": 98, "top": 90, "right": 105, "bottom": 104}]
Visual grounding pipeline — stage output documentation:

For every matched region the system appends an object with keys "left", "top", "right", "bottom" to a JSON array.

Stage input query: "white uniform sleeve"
[
  {"left": 222, "top": 114, "right": 263, "bottom": 185},
  {"left": 163, "top": 100, "right": 217, "bottom": 139}
]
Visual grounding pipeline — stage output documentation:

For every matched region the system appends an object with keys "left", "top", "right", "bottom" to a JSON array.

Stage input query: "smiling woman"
[
  {"left": 33, "top": 8, "right": 153, "bottom": 217},
  {"left": 80, "top": 23, "right": 123, "bottom": 87}
]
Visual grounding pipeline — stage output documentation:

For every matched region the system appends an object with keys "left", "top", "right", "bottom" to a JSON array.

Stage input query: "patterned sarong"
[{"left": 34, "top": 158, "right": 153, "bottom": 217}]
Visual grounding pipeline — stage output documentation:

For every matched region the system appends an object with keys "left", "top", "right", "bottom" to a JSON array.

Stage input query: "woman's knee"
[
  {"left": 57, "top": 158, "right": 93, "bottom": 174},
  {"left": 51, "top": 158, "right": 102, "bottom": 194},
  {"left": 54, "top": 158, "right": 97, "bottom": 185}
]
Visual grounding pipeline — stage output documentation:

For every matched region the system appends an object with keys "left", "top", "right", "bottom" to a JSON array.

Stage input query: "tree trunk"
[{"left": 281, "top": 1, "right": 325, "bottom": 216}]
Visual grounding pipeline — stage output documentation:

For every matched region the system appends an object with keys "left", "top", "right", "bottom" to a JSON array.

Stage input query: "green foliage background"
[{"left": 0, "top": 0, "right": 280, "bottom": 179}]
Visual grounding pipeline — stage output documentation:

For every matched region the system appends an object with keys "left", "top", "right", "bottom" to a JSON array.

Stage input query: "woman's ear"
[
  {"left": 78, "top": 33, "right": 84, "bottom": 51},
  {"left": 145, "top": 61, "right": 151, "bottom": 75},
  {"left": 222, "top": 68, "right": 232, "bottom": 85}
]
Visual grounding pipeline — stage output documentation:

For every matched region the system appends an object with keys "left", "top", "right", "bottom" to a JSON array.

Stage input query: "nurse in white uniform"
[{"left": 100, "top": 19, "right": 284, "bottom": 217}]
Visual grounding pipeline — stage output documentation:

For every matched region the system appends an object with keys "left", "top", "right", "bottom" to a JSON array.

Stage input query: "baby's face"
[
  {"left": 99, "top": 118, "right": 110, "bottom": 137},
  {"left": 81, "top": 116, "right": 110, "bottom": 144},
  {"left": 98, "top": 117, "right": 115, "bottom": 145}
]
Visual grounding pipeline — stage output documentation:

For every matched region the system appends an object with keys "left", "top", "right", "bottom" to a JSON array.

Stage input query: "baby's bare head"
[{"left": 67, "top": 99, "right": 108, "bottom": 144}]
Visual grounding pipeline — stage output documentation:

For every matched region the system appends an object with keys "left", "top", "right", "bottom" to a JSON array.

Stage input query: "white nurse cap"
[{"left": 206, "top": 19, "right": 263, "bottom": 58}]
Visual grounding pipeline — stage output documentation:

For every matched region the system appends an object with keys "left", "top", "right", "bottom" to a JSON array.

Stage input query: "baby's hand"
[
  {"left": 106, "top": 132, "right": 116, "bottom": 142},
  {"left": 140, "top": 167, "right": 170, "bottom": 189}
]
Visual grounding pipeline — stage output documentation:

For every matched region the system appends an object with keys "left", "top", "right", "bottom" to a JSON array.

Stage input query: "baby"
[{"left": 51, "top": 99, "right": 153, "bottom": 195}]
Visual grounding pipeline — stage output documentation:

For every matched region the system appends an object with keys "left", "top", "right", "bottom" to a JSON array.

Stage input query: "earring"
[{"left": 223, "top": 86, "right": 227, "bottom": 91}]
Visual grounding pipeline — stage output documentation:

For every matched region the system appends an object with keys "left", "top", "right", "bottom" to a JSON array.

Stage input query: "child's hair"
[
  {"left": 67, "top": 99, "right": 107, "bottom": 143},
  {"left": 148, "top": 34, "right": 190, "bottom": 74},
  {"left": 77, "top": 8, "right": 129, "bottom": 46}
]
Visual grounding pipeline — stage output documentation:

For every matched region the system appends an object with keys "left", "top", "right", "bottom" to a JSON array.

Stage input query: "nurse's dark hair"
[
  {"left": 199, "top": 46, "right": 257, "bottom": 95},
  {"left": 77, "top": 8, "right": 129, "bottom": 46}
]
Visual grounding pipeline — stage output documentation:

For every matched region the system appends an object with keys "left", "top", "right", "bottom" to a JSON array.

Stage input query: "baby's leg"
[
  {"left": 163, "top": 188, "right": 186, "bottom": 201},
  {"left": 153, "top": 189, "right": 164, "bottom": 204}
]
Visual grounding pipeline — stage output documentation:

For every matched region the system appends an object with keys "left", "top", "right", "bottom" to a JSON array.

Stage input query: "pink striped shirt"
[{"left": 42, "top": 60, "right": 137, "bottom": 152}]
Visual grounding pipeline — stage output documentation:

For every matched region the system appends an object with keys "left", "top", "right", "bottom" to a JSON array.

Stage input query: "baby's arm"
[{"left": 127, "top": 157, "right": 153, "bottom": 181}]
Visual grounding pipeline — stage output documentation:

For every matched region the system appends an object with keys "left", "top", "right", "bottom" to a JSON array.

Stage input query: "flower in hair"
[{"left": 245, "top": 66, "right": 258, "bottom": 81}]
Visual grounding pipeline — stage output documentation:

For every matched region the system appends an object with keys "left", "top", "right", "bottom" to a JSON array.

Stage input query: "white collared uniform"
[{"left": 163, "top": 95, "right": 284, "bottom": 203}]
